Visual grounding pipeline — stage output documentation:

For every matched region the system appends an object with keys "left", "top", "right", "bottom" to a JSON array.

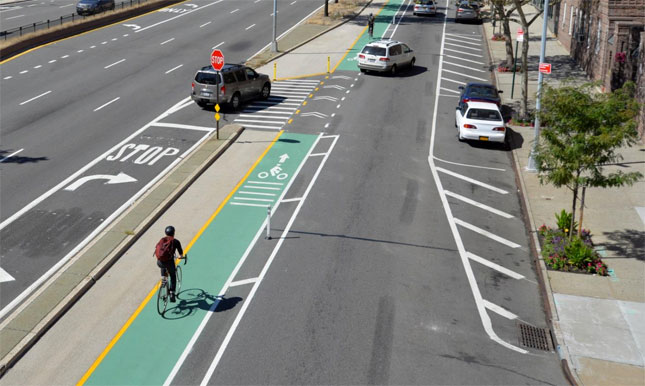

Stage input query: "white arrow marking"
[
  {"left": 300, "top": 112, "right": 327, "bottom": 119},
  {"left": 270, "top": 166, "right": 282, "bottom": 177},
  {"left": 324, "top": 85, "right": 346, "bottom": 90},
  {"left": 0, "top": 267, "right": 15, "bottom": 283},
  {"left": 64, "top": 172, "right": 137, "bottom": 191},
  {"left": 279, "top": 154, "right": 290, "bottom": 163},
  {"left": 123, "top": 24, "right": 140, "bottom": 30}
]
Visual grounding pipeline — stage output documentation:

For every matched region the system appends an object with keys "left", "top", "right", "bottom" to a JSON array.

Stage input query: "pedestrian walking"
[{"left": 367, "top": 13, "right": 375, "bottom": 39}]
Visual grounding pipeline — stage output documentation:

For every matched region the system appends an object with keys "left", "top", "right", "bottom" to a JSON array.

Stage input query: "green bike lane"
[
  {"left": 80, "top": 132, "right": 319, "bottom": 385},
  {"left": 334, "top": 0, "right": 407, "bottom": 72}
]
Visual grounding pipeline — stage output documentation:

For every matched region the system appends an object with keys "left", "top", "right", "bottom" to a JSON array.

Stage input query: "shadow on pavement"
[
  {"left": 598, "top": 229, "right": 645, "bottom": 261},
  {"left": 162, "top": 289, "right": 243, "bottom": 319}
]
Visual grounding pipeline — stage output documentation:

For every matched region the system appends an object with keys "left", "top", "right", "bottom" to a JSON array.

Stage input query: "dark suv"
[
  {"left": 191, "top": 64, "right": 271, "bottom": 110},
  {"left": 76, "top": 0, "right": 114, "bottom": 15}
]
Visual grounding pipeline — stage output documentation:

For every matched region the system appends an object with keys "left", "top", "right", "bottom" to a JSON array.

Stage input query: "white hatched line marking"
[
  {"left": 444, "top": 42, "right": 482, "bottom": 51},
  {"left": 443, "top": 69, "right": 488, "bottom": 82},
  {"left": 165, "top": 64, "right": 183, "bottom": 74},
  {"left": 444, "top": 37, "right": 482, "bottom": 46},
  {"left": 467, "top": 252, "right": 525, "bottom": 280},
  {"left": 240, "top": 110, "right": 292, "bottom": 115},
  {"left": 237, "top": 124, "right": 282, "bottom": 130},
  {"left": 309, "top": 153, "right": 326, "bottom": 157},
  {"left": 441, "top": 77, "right": 466, "bottom": 85},
  {"left": 160, "top": 38, "right": 175, "bottom": 45},
  {"left": 243, "top": 186, "right": 280, "bottom": 191},
  {"left": 445, "top": 33, "right": 481, "bottom": 41},
  {"left": 272, "top": 84, "right": 316, "bottom": 89},
  {"left": 237, "top": 114, "right": 289, "bottom": 120},
  {"left": 244, "top": 106, "right": 297, "bottom": 111},
  {"left": 440, "top": 87, "right": 461, "bottom": 94},
  {"left": 445, "top": 191, "right": 513, "bottom": 218},
  {"left": 454, "top": 218, "right": 521, "bottom": 248},
  {"left": 233, "top": 197, "right": 273, "bottom": 202},
  {"left": 281, "top": 197, "right": 302, "bottom": 203},
  {"left": 230, "top": 202, "right": 267, "bottom": 207},
  {"left": 268, "top": 97, "right": 305, "bottom": 101},
  {"left": 104, "top": 59, "right": 125, "bottom": 69},
  {"left": 443, "top": 54, "right": 485, "bottom": 65},
  {"left": 443, "top": 48, "right": 483, "bottom": 58},
  {"left": 252, "top": 101, "right": 301, "bottom": 106},
  {"left": 234, "top": 119, "right": 286, "bottom": 124},
  {"left": 245, "top": 24, "right": 255, "bottom": 30},
  {"left": 248, "top": 181, "right": 283, "bottom": 185},
  {"left": 238, "top": 191, "right": 277, "bottom": 197},
  {"left": 152, "top": 122, "right": 215, "bottom": 132},
  {"left": 93, "top": 97, "right": 120, "bottom": 112},
  {"left": 434, "top": 157, "right": 506, "bottom": 171},
  {"left": 278, "top": 79, "right": 320, "bottom": 83},
  {"left": 0, "top": 267, "right": 15, "bottom": 283},
  {"left": 440, "top": 94, "right": 460, "bottom": 98},
  {"left": 483, "top": 299, "right": 518, "bottom": 320},
  {"left": 443, "top": 61, "right": 486, "bottom": 72},
  {"left": 436, "top": 167, "right": 508, "bottom": 194},
  {"left": 229, "top": 277, "right": 258, "bottom": 287}
]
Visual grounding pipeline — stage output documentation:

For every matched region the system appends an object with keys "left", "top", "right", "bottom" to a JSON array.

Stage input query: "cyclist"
[
  {"left": 367, "top": 13, "right": 375, "bottom": 39},
  {"left": 154, "top": 225, "right": 184, "bottom": 302}
]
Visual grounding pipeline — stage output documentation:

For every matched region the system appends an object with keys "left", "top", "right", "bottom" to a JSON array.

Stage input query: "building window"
[
  {"left": 569, "top": 7, "right": 574, "bottom": 35},
  {"left": 595, "top": 18, "right": 601, "bottom": 53},
  {"left": 563, "top": 3, "right": 567, "bottom": 27}
]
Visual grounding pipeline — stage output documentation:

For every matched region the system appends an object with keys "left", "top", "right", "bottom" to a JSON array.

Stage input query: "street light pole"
[
  {"left": 527, "top": 0, "right": 550, "bottom": 172},
  {"left": 271, "top": 0, "right": 278, "bottom": 52}
]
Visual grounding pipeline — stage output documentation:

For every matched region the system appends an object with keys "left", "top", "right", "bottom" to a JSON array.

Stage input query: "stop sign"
[{"left": 211, "top": 49, "right": 224, "bottom": 71}]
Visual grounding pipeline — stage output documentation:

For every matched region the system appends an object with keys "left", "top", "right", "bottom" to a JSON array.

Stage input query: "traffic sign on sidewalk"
[
  {"left": 516, "top": 28, "right": 524, "bottom": 42},
  {"left": 210, "top": 49, "right": 224, "bottom": 71},
  {"left": 539, "top": 63, "right": 552, "bottom": 74}
]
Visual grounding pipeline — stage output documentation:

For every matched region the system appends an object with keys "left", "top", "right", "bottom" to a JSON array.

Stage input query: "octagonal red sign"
[{"left": 211, "top": 49, "right": 225, "bottom": 71}]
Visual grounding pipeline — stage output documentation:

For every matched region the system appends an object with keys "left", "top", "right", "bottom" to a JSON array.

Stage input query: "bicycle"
[{"left": 157, "top": 254, "right": 187, "bottom": 315}]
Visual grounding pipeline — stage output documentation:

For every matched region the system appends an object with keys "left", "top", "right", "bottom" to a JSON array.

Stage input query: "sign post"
[
  {"left": 211, "top": 49, "right": 225, "bottom": 139},
  {"left": 511, "top": 28, "right": 523, "bottom": 99}
]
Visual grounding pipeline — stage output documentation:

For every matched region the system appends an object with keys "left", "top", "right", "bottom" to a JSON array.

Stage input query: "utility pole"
[
  {"left": 271, "top": 0, "right": 278, "bottom": 52},
  {"left": 527, "top": 0, "right": 550, "bottom": 172},
  {"left": 324, "top": 0, "right": 329, "bottom": 17}
]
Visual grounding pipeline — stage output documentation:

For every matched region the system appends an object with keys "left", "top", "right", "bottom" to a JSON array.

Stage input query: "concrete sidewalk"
[{"left": 483, "top": 4, "right": 645, "bottom": 385}]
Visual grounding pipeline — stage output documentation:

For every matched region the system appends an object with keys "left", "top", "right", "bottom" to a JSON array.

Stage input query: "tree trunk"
[
  {"left": 570, "top": 177, "right": 579, "bottom": 240},
  {"left": 513, "top": 0, "right": 530, "bottom": 119},
  {"left": 503, "top": 17, "right": 514, "bottom": 67},
  {"left": 578, "top": 186, "right": 586, "bottom": 237}
]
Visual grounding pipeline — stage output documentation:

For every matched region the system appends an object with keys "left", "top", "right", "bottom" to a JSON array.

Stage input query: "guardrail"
[{"left": 1, "top": 0, "right": 149, "bottom": 41}]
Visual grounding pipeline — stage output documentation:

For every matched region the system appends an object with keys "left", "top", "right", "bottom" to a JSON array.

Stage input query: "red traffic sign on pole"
[
  {"left": 539, "top": 63, "right": 552, "bottom": 74},
  {"left": 211, "top": 49, "right": 225, "bottom": 71},
  {"left": 516, "top": 28, "right": 524, "bottom": 42}
]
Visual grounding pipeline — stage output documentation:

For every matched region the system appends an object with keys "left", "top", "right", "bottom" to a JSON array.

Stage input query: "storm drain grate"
[{"left": 517, "top": 323, "right": 554, "bottom": 351}]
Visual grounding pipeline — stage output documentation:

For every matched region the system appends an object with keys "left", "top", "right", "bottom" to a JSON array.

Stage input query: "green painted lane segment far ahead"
[
  {"left": 335, "top": 0, "right": 406, "bottom": 72},
  {"left": 82, "top": 132, "right": 319, "bottom": 386}
]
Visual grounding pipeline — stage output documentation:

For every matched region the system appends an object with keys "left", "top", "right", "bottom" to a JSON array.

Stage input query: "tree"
[
  {"left": 533, "top": 81, "right": 643, "bottom": 239},
  {"left": 490, "top": 0, "right": 515, "bottom": 68}
]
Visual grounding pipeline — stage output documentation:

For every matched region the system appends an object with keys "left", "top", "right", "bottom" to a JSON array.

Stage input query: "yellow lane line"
[{"left": 77, "top": 129, "right": 284, "bottom": 385}]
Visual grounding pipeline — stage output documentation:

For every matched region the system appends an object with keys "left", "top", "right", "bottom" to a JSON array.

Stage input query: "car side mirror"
[{"left": 498, "top": 90, "right": 503, "bottom": 93}]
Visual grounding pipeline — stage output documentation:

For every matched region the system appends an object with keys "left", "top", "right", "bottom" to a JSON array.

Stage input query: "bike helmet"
[{"left": 165, "top": 226, "right": 175, "bottom": 237}]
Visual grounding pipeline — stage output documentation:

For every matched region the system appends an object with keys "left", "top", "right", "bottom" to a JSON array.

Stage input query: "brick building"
[{"left": 542, "top": 0, "right": 645, "bottom": 136}]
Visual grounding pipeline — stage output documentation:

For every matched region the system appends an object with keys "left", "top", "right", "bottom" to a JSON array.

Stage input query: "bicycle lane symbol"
[{"left": 257, "top": 153, "right": 290, "bottom": 181}]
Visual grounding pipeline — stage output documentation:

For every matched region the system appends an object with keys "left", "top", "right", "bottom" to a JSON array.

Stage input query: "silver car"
[
  {"left": 357, "top": 40, "right": 416, "bottom": 75},
  {"left": 413, "top": 0, "right": 437, "bottom": 15},
  {"left": 455, "top": 2, "right": 480, "bottom": 23},
  {"left": 191, "top": 64, "right": 271, "bottom": 110}
]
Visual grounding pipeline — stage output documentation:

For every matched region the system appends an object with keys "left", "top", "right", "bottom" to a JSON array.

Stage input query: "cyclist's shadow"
[{"left": 161, "top": 288, "right": 242, "bottom": 320}]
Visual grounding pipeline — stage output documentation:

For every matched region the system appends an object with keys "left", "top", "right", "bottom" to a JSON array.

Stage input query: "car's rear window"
[
  {"left": 362, "top": 46, "right": 386, "bottom": 56},
  {"left": 195, "top": 72, "right": 221, "bottom": 85},
  {"left": 416, "top": 0, "right": 434, "bottom": 4},
  {"left": 467, "top": 108, "right": 501, "bottom": 121},
  {"left": 469, "top": 86, "right": 498, "bottom": 98}
]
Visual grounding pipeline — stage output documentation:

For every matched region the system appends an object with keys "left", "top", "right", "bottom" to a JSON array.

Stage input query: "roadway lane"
[
  {"left": 0, "top": 0, "right": 323, "bottom": 318},
  {"left": 1, "top": 0, "right": 81, "bottom": 32},
  {"left": 173, "top": 2, "right": 567, "bottom": 384}
]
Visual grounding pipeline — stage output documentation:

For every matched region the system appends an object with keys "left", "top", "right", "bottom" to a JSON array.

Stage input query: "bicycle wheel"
[
  {"left": 175, "top": 265, "right": 182, "bottom": 294},
  {"left": 157, "top": 279, "right": 168, "bottom": 315}
]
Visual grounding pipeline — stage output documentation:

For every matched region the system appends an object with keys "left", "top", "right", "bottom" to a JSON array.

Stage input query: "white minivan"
[{"left": 357, "top": 40, "right": 416, "bottom": 75}]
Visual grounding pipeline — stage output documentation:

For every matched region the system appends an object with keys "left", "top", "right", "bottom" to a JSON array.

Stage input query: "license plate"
[
  {"left": 201, "top": 91, "right": 212, "bottom": 96},
  {"left": 479, "top": 136, "right": 489, "bottom": 141},
  {"left": 368, "top": 58, "right": 375, "bottom": 62}
]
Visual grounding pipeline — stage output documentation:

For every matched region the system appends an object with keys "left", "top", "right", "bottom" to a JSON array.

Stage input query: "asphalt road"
[
  {"left": 0, "top": 0, "right": 323, "bottom": 319},
  {"left": 1, "top": 0, "right": 85, "bottom": 33}
]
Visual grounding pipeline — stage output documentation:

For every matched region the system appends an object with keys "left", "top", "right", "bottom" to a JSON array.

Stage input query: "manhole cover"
[{"left": 517, "top": 322, "right": 554, "bottom": 351}]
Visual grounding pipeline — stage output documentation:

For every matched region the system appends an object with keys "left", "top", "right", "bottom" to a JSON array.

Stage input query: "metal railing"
[{"left": 1, "top": 0, "right": 149, "bottom": 40}]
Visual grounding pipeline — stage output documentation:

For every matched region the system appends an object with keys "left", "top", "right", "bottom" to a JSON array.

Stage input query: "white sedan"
[{"left": 455, "top": 101, "right": 507, "bottom": 143}]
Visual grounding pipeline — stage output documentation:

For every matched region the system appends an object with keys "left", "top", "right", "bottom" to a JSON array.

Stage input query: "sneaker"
[{"left": 170, "top": 291, "right": 176, "bottom": 303}]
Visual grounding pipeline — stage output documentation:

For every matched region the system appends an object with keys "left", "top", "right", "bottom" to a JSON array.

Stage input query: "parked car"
[
  {"left": 76, "top": 0, "right": 114, "bottom": 15},
  {"left": 191, "top": 64, "right": 271, "bottom": 110},
  {"left": 413, "top": 0, "right": 437, "bottom": 16},
  {"left": 357, "top": 39, "right": 416, "bottom": 74},
  {"left": 458, "top": 83, "right": 503, "bottom": 109},
  {"left": 455, "top": 2, "right": 479, "bottom": 23},
  {"left": 455, "top": 101, "right": 507, "bottom": 143}
]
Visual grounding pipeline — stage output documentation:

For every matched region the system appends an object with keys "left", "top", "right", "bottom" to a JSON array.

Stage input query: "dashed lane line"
[
  {"left": 104, "top": 59, "right": 125, "bottom": 69},
  {"left": 19, "top": 90, "right": 51, "bottom": 105},
  {"left": 165, "top": 64, "right": 183, "bottom": 74},
  {"left": 93, "top": 97, "right": 120, "bottom": 112}
]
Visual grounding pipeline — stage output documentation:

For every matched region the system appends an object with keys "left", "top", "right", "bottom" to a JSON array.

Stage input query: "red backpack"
[{"left": 155, "top": 236, "right": 174, "bottom": 262}]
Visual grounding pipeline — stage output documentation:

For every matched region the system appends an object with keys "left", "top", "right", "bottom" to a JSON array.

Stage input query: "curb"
[
  {"left": 0, "top": 125, "right": 244, "bottom": 376},
  {"left": 481, "top": 13, "right": 579, "bottom": 386}
]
